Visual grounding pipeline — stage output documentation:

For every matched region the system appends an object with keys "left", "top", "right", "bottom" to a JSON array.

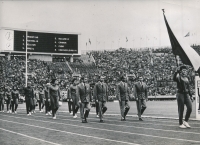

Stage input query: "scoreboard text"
[{"left": 14, "top": 30, "right": 78, "bottom": 54}]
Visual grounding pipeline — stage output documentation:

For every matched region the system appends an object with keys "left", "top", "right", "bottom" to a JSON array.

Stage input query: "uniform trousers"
[
  {"left": 38, "top": 99, "right": 44, "bottom": 111},
  {"left": 6, "top": 99, "right": 11, "bottom": 111},
  {"left": 45, "top": 100, "right": 51, "bottom": 113},
  {"left": 80, "top": 102, "right": 91, "bottom": 119},
  {"left": 0, "top": 98, "right": 4, "bottom": 111},
  {"left": 72, "top": 98, "right": 80, "bottom": 116},
  {"left": 12, "top": 99, "right": 18, "bottom": 112},
  {"left": 68, "top": 101, "right": 73, "bottom": 113},
  {"left": 119, "top": 100, "right": 130, "bottom": 118},
  {"left": 176, "top": 93, "right": 192, "bottom": 125},
  {"left": 26, "top": 99, "right": 33, "bottom": 114},
  {"left": 95, "top": 102, "right": 99, "bottom": 115},
  {"left": 98, "top": 101, "right": 107, "bottom": 120},
  {"left": 136, "top": 99, "right": 147, "bottom": 118}
]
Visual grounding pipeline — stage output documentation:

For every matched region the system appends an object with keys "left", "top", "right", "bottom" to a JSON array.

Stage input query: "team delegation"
[{"left": 0, "top": 66, "right": 193, "bottom": 128}]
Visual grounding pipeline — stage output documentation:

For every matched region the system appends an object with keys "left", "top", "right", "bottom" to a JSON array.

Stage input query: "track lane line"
[
  {"left": 0, "top": 118, "right": 140, "bottom": 145},
  {"left": 1, "top": 114, "right": 200, "bottom": 143},
  {"left": 0, "top": 127, "right": 61, "bottom": 145},
  {"left": 32, "top": 112, "right": 200, "bottom": 128}
]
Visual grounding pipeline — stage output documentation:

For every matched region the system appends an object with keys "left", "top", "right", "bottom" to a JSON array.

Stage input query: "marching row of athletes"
[
  {"left": 0, "top": 75, "right": 148, "bottom": 123},
  {"left": 0, "top": 66, "right": 193, "bottom": 128}
]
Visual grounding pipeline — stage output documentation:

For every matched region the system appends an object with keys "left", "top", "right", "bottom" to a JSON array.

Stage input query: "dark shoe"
[
  {"left": 100, "top": 120, "right": 104, "bottom": 123},
  {"left": 139, "top": 118, "right": 143, "bottom": 121},
  {"left": 121, "top": 117, "right": 126, "bottom": 121},
  {"left": 85, "top": 118, "right": 88, "bottom": 123},
  {"left": 82, "top": 119, "right": 87, "bottom": 123}
]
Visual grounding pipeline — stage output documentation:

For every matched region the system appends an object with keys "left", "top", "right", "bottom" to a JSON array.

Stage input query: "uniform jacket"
[
  {"left": 0, "top": 91, "right": 4, "bottom": 99},
  {"left": 93, "top": 81, "right": 108, "bottom": 102},
  {"left": 68, "top": 85, "right": 79, "bottom": 101},
  {"left": 24, "top": 87, "right": 34, "bottom": 100},
  {"left": 116, "top": 82, "right": 130, "bottom": 101},
  {"left": 39, "top": 91, "right": 45, "bottom": 100},
  {"left": 12, "top": 90, "right": 19, "bottom": 100},
  {"left": 77, "top": 83, "right": 91, "bottom": 103},
  {"left": 134, "top": 82, "right": 148, "bottom": 100}
]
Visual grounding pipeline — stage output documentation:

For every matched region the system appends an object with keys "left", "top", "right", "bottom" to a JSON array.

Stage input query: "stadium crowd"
[{"left": 0, "top": 46, "right": 197, "bottom": 101}]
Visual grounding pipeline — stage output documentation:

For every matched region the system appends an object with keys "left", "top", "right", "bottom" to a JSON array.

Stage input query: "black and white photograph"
[{"left": 0, "top": 0, "right": 200, "bottom": 145}]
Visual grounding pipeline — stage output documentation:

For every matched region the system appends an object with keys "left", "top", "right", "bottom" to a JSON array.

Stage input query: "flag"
[
  {"left": 162, "top": 9, "right": 200, "bottom": 72},
  {"left": 185, "top": 32, "right": 190, "bottom": 37},
  {"left": 89, "top": 39, "right": 91, "bottom": 44},
  {"left": 126, "top": 37, "right": 128, "bottom": 42}
]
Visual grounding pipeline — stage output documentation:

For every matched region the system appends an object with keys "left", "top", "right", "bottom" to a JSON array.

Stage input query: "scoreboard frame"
[{"left": 0, "top": 28, "right": 81, "bottom": 56}]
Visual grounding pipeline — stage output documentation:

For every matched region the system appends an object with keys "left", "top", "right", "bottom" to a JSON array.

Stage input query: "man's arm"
[
  {"left": 116, "top": 84, "right": 120, "bottom": 101},
  {"left": 134, "top": 84, "right": 138, "bottom": 101},
  {"left": 93, "top": 84, "right": 97, "bottom": 102}
]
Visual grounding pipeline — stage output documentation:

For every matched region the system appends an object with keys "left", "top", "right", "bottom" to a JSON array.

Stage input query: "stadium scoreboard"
[{"left": 0, "top": 29, "right": 80, "bottom": 54}]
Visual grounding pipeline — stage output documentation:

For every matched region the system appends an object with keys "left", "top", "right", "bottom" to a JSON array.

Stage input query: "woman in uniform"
[
  {"left": 5, "top": 88, "right": 12, "bottom": 113},
  {"left": 49, "top": 78, "right": 61, "bottom": 119},
  {"left": 38, "top": 86, "right": 45, "bottom": 113},
  {"left": 69, "top": 78, "right": 79, "bottom": 118},
  {"left": 11, "top": 85, "right": 19, "bottom": 114},
  {"left": 45, "top": 83, "right": 51, "bottom": 115}
]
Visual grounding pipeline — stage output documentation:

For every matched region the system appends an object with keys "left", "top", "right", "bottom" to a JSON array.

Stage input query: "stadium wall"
[{"left": 29, "top": 54, "right": 52, "bottom": 61}]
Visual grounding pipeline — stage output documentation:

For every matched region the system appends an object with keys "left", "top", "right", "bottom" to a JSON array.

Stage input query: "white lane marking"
[
  {"left": 16, "top": 108, "right": 200, "bottom": 122},
  {"left": 44, "top": 113, "right": 200, "bottom": 128},
  {"left": 0, "top": 118, "right": 140, "bottom": 145},
  {"left": 1, "top": 114, "right": 200, "bottom": 142},
  {"left": 0, "top": 127, "right": 61, "bottom": 145}
]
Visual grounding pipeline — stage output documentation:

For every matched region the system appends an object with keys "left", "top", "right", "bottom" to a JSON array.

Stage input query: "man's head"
[
  {"left": 80, "top": 76, "right": 88, "bottom": 83},
  {"left": 138, "top": 76, "right": 143, "bottom": 83},
  {"left": 51, "top": 78, "right": 58, "bottom": 85},
  {"left": 27, "top": 82, "right": 31, "bottom": 87},
  {"left": 180, "top": 65, "right": 187, "bottom": 77},
  {"left": 120, "top": 76, "right": 126, "bottom": 82},
  {"left": 13, "top": 85, "right": 17, "bottom": 90},
  {"left": 71, "top": 78, "right": 77, "bottom": 85}
]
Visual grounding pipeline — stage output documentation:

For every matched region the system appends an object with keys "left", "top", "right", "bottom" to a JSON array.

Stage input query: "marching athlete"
[
  {"left": 77, "top": 76, "right": 92, "bottom": 123},
  {"left": 11, "top": 85, "right": 19, "bottom": 114},
  {"left": 134, "top": 76, "right": 148, "bottom": 121},
  {"left": 44, "top": 83, "right": 51, "bottom": 115},
  {"left": 67, "top": 84, "right": 73, "bottom": 115},
  {"left": 173, "top": 65, "right": 193, "bottom": 128},
  {"left": 5, "top": 87, "right": 12, "bottom": 113},
  {"left": 116, "top": 76, "right": 130, "bottom": 121},
  {"left": 38, "top": 86, "right": 45, "bottom": 113},
  {"left": 93, "top": 75, "right": 108, "bottom": 123},
  {"left": 24, "top": 82, "right": 34, "bottom": 116},
  {"left": 69, "top": 78, "right": 79, "bottom": 118},
  {"left": 49, "top": 78, "right": 61, "bottom": 119}
]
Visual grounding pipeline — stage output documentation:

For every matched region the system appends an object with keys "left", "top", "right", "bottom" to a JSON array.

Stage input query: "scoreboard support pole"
[{"left": 25, "top": 31, "right": 28, "bottom": 87}]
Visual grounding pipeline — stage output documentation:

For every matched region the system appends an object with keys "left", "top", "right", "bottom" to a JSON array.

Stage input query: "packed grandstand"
[{"left": 1, "top": 45, "right": 200, "bottom": 101}]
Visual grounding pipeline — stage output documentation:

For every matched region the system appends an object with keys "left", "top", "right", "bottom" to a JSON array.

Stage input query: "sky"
[{"left": 0, "top": 0, "right": 200, "bottom": 51}]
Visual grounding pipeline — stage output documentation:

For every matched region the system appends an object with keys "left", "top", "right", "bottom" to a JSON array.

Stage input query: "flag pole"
[
  {"left": 25, "top": 30, "right": 28, "bottom": 87},
  {"left": 162, "top": 9, "right": 179, "bottom": 67}
]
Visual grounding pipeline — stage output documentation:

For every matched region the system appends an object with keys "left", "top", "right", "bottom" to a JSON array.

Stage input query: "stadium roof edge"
[
  {"left": 0, "top": 50, "right": 81, "bottom": 56},
  {"left": 0, "top": 27, "right": 81, "bottom": 35}
]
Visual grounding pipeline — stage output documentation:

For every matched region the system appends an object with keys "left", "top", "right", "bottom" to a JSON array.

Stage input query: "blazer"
[
  {"left": 134, "top": 82, "right": 148, "bottom": 100},
  {"left": 116, "top": 82, "right": 130, "bottom": 101},
  {"left": 24, "top": 87, "right": 34, "bottom": 100},
  {"left": 68, "top": 85, "right": 79, "bottom": 101},
  {"left": 77, "top": 83, "right": 91, "bottom": 103},
  {"left": 93, "top": 82, "right": 108, "bottom": 102}
]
